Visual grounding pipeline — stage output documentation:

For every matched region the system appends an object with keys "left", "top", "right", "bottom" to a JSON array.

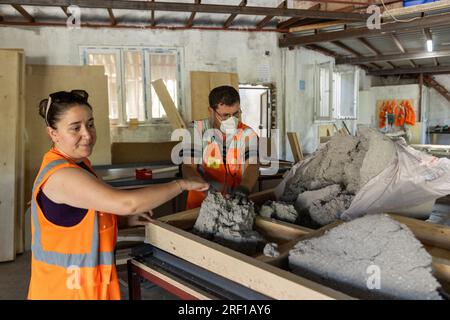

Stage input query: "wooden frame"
[
  {"left": 0, "top": 49, "right": 26, "bottom": 261},
  {"left": 146, "top": 214, "right": 350, "bottom": 299},
  {"left": 146, "top": 189, "right": 450, "bottom": 299},
  {"left": 286, "top": 132, "right": 304, "bottom": 163}
]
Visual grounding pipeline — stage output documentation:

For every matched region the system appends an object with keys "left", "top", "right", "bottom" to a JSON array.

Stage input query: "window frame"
[
  {"left": 314, "top": 61, "right": 359, "bottom": 122},
  {"left": 334, "top": 65, "right": 359, "bottom": 120},
  {"left": 80, "top": 46, "right": 184, "bottom": 127},
  {"left": 314, "top": 61, "right": 334, "bottom": 121}
]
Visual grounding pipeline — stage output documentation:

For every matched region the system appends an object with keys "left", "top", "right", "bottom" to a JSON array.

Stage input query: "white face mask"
[{"left": 220, "top": 116, "right": 238, "bottom": 134}]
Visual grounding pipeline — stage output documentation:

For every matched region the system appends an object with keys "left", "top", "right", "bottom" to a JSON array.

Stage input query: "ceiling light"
[{"left": 427, "top": 39, "right": 433, "bottom": 52}]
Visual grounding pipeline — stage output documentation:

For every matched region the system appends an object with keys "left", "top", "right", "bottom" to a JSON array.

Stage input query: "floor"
[
  {"left": 0, "top": 250, "right": 177, "bottom": 300},
  {"left": 1, "top": 198, "right": 448, "bottom": 300}
]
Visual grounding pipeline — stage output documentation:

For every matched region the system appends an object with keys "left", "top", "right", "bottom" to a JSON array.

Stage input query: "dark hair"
[
  {"left": 38, "top": 90, "right": 92, "bottom": 129},
  {"left": 208, "top": 86, "right": 240, "bottom": 110}
]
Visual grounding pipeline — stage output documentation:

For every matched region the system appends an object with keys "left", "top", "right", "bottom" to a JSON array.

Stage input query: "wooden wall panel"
[
  {"left": 190, "top": 71, "right": 239, "bottom": 121},
  {"left": 0, "top": 49, "right": 24, "bottom": 262}
]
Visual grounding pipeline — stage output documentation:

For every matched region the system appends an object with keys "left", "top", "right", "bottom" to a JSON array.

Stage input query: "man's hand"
[
  {"left": 228, "top": 185, "right": 250, "bottom": 204},
  {"left": 127, "top": 211, "right": 154, "bottom": 227}
]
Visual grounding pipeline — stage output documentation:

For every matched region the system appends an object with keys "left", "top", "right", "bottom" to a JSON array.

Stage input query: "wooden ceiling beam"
[
  {"left": 107, "top": 8, "right": 116, "bottom": 26},
  {"left": 256, "top": 0, "right": 286, "bottom": 29},
  {"left": 281, "top": 13, "right": 450, "bottom": 46},
  {"left": 11, "top": 4, "right": 34, "bottom": 22},
  {"left": 369, "top": 65, "right": 450, "bottom": 76},
  {"left": 277, "top": 3, "right": 320, "bottom": 29},
  {"left": 336, "top": 49, "right": 450, "bottom": 64},
  {"left": 0, "top": 0, "right": 369, "bottom": 20},
  {"left": 186, "top": 0, "right": 200, "bottom": 28},
  {"left": 223, "top": 0, "right": 246, "bottom": 29}
]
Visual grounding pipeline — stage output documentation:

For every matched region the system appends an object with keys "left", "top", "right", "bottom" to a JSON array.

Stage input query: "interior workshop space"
[{"left": 1, "top": 0, "right": 450, "bottom": 301}]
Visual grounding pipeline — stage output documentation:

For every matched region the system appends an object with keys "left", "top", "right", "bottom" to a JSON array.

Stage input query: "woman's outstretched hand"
[{"left": 178, "top": 179, "right": 209, "bottom": 192}]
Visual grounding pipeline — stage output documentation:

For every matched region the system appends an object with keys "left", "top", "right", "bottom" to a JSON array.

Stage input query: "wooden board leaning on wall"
[{"left": 0, "top": 49, "right": 26, "bottom": 261}]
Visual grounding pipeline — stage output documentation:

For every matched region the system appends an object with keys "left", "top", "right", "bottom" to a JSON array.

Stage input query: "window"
[
  {"left": 239, "top": 84, "right": 272, "bottom": 138},
  {"left": 315, "top": 62, "right": 333, "bottom": 121},
  {"left": 315, "top": 62, "right": 358, "bottom": 121},
  {"left": 334, "top": 66, "right": 359, "bottom": 120},
  {"left": 81, "top": 47, "right": 181, "bottom": 125}
]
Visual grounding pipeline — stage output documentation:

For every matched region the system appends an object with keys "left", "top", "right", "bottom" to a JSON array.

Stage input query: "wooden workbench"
[{"left": 142, "top": 189, "right": 450, "bottom": 299}]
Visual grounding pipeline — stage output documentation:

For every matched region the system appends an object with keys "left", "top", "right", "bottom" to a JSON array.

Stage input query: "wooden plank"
[
  {"left": 318, "top": 124, "right": 335, "bottom": 143},
  {"left": 146, "top": 219, "right": 351, "bottom": 299},
  {"left": 389, "top": 214, "right": 450, "bottom": 251},
  {"left": 381, "top": 0, "right": 450, "bottom": 17},
  {"left": 153, "top": 188, "right": 450, "bottom": 298},
  {"left": 15, "top": 50, "right": 26, "bottom": 255},
  {"left": 190, "top": 71, "right": 239, "bottom": 121},
  {"left": 289, "top": 20, "right": 347, "bottom": 32},
  {"left": 151, "top": 79, "right": 186, "bottom": 130},
  {"left": 286, "top": 132, "right": 304, "bottom": 163},
  {"left": 0, "top": 49, "right": 22, "bottom": 261},
  {"left": 209, "top": 73, "right": 239, "bottom": 92},
  {"left": 190, "top": 71, "right": 212, "bottom": 121}
]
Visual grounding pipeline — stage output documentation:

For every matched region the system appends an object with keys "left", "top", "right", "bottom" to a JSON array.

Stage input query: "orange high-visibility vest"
[
  {"left": 394, "top": 100, "right": 406, "bottom": 127},
  {"left": 186, "top": 120, "right": 257, "bottom": 209},
  {"left": 379, "top": 100, "right": 395, "bottom": 128},
  {"left": 379, "top": 100, "right": 388, "bottom": 128},
  {"left": 404, "top": 100, "right": 416, "bottom": 126},
  {"left": 28, "top": 147, "right": 120, "bottom": 300}
]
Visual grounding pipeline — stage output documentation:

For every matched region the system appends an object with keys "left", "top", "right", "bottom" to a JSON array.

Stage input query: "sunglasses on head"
[
  {"left": 49, "top": 90, "right": 89, "bottom": 102},
  {"left": 45, "top": 90, "right": 89, "bottom": 127}
]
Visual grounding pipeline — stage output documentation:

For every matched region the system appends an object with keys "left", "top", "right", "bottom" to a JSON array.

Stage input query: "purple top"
[{"left": 37, "top": 161, "right": 93, "bottom": 227}]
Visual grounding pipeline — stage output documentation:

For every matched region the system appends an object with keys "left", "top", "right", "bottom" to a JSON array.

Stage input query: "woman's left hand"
[{"left": 127, "top": 211, "right": 154, "bottom": 227}]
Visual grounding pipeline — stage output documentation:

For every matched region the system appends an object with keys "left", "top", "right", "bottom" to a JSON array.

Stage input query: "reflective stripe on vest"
[{"left": 31, "top": 159, "right": 114, "bottom": 268}]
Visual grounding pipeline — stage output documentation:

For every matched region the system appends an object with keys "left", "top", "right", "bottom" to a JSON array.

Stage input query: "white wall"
[
  {"left": 0, "top": 26, "right": 284, "bottom": 146},
  {"left": 364, "top": 82, "right": 450, "bottom": 145},
  {"left": 1, "top": 25, "right": 365, "bottom": 159},
  {"left": 427, "top": 75, "right": 450, "bottom": 145},
  {"left": 359, "top": 84, "right": 422, "bottom": 129},
  {"left": 283, "top": 47, "right": 334, "bottom": 159}
]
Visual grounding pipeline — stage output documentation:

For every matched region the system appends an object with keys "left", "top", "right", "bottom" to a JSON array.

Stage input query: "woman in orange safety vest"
[{"left": 29, "top": 90, "right": 208, "bottom": 300}]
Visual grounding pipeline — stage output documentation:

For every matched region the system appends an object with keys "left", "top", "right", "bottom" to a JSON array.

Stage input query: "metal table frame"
[{"left": 127, "top": 245, "right": 270, "bottom": 300}]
